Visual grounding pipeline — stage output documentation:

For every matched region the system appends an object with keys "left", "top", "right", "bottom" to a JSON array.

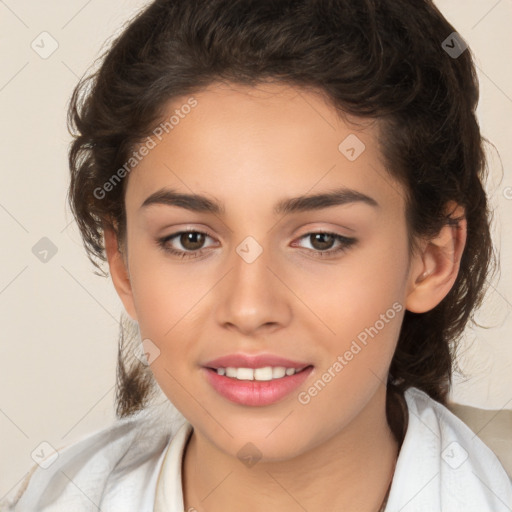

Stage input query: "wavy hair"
[{"left": 66, "top": 0, "right": 497, "bottom": 444}]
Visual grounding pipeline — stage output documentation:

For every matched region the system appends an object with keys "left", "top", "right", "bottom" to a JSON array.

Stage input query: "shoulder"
[
  {"left": 1, "top": 404, "right": 186, "bottom": 512},
  {"left": 386, "top": 386, "right": 512, "bottom": 512}
]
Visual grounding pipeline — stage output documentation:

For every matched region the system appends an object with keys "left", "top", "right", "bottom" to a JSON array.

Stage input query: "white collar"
[
  {"left": 7, "top": 387, "right": 511, "bottom": 511},
  {"left": 154, "top": 420, "right": 193, "bottom": 511}
]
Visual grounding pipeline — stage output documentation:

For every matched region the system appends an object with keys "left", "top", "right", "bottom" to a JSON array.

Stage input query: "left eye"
[{"left": 292, "top": 232, "right": 357, "bottom": 256}]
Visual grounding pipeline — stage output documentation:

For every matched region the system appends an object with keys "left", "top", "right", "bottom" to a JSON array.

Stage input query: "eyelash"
[{"left": 156, "top": 229, "right": 357, "bottom": 260}]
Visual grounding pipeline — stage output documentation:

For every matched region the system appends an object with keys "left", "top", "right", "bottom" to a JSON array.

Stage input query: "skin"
[{"left": 104, "top": 81, "right": 466, "bottom": 512}]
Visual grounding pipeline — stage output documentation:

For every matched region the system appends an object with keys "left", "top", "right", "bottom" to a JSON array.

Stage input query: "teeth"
[{"left": 216, "top": 366, "right": 303, "bottom": 381}]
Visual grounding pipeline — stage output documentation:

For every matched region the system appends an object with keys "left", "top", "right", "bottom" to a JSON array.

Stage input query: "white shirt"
[{"left": 3, "top": 387, "right": 512, "bottom": 511}]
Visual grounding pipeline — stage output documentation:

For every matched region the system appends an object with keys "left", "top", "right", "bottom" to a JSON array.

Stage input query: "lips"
[
  {"left": 203, "top": 353, "right": 312, "bottom": 370},
  {"left": 202, "top": 365, "right": 315, "bottom": 406}
]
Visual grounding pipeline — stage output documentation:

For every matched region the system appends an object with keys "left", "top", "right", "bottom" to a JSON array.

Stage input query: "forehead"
[{"left": 125, "top": 81, "right": 405, "bottom": 214}]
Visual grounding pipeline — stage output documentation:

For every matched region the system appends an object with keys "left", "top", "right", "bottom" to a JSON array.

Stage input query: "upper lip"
[{"left": 203, "top": 353, "right": 313, "bottom": 370}]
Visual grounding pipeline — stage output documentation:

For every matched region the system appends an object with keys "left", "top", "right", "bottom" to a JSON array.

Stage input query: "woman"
[{"left": 4, "top": 0, "right": 512, "bottom": 510}]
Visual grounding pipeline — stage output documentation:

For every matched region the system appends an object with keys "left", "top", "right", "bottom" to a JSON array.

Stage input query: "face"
[{"left": 110, "top": 81, "right": 426, "bottom": 461}]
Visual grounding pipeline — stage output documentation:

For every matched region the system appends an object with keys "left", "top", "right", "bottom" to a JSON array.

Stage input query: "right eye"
[{"left": 157, "top": 230, "right": 217, "bottom": 259}]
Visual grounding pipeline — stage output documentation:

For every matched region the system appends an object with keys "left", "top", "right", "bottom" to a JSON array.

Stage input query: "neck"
[{"left": 182, "top": 384, "right": 400, "bottom": 512}]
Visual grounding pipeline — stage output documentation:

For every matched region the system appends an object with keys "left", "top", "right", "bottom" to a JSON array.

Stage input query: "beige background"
[{"left": 0, "top": 0, "right": 511, "bottom": 499}]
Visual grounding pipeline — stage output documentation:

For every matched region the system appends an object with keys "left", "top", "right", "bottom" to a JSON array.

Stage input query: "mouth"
[{"left": 202, "top": 365, "right": 315, "bottom": 406}]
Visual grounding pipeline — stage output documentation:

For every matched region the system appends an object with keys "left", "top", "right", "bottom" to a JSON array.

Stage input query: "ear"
[
  {"left": 104, "top": 225, "right": 138, "bottom": 321},
  {"left": 405, "top": 201, "right": 467, "bottom": 313}
]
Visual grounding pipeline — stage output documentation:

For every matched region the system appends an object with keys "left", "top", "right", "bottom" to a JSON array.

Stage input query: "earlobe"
[
  {"left": 104, "top": 226, "right": 138, "bottom": 321},
  {"left": 406, "top": 202, "right": 467, "bottom": 313}
]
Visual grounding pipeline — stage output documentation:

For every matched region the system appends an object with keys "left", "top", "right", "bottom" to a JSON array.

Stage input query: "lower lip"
[{"left": 202, "top": 366, "right": 314, "bottom": 406}]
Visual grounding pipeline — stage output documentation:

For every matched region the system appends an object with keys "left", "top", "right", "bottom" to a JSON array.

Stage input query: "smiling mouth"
[{"left": 202, "top": 364, "right": 315, "bottom": 406}]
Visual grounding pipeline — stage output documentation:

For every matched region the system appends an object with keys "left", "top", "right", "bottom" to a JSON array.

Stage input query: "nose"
[{"left": 214, "top": 239, "right": 292, "bottom": 336}]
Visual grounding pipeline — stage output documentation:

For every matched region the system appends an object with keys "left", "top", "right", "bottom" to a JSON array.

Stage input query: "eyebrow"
[{"left": 140, "top": 186, "right": 379, "bottom": 215}]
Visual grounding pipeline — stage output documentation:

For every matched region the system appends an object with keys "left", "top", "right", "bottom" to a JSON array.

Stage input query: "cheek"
[
  {"left": 316, "top": 247, "right": 407, "bottom": 333},
  {"left": 313, "top": 239, "right": 408, "bottom": 376},
  {"left": 126, "top": 249, "right": 208, "bottom": 376},
  {"left": 127, "top": 242, "right": 198, "bottom": 332}
]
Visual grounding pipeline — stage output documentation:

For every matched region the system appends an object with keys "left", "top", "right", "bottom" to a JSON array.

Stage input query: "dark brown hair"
[{"left": 67, "top": 0, "right": 497, "bottom": 443}]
